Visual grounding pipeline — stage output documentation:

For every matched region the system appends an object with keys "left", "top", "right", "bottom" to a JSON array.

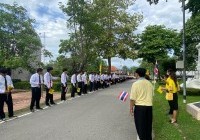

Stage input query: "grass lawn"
[{"left": 153, "top": 88, "right": 200, "bottom": 140}]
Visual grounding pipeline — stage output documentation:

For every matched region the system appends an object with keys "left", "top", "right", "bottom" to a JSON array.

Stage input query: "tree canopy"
[
  {"left": 138, "top": 25, "right": 181, "bottom": 63},
  {"left": 59, "top": 0, "right": 142, "bottom": 73},
  {"left": 0, "top": 3, "right": 42, "bottom": 70}
]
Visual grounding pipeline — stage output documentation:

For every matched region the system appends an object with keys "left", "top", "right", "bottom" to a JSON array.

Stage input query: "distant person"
[
  {"left": 82, "top": 72, "right": 88, "bottom": 94},
  {"left": 61, "top": 68, "right": 68, "bottom": 101},
  {"left": 130, "top": 68, "right": 153, "bottom": 140},
  {"left": 30, "top": 68, "right": 43, "bottom": 112},
  {"left": 44, "top": 67, "right": 56, "bottom": 106},
  {"left": 77, "top": 71, "right": 83, "bottom": 96},
  {"left": 71, "top": 72, "right": 77, "bottom": 98},
  {"left": 89, "top": 72, "right": 94, "bottom": 92}
]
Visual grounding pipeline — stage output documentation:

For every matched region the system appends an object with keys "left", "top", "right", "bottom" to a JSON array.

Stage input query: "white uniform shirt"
[
  {"left": 30, "top": 73, "right": 43, "bottom": 88},
  {"left": 101, "top": 74, "right": 104, "bottom": 81},
  {"left": 89, "top": 74, "right": 94, "bottom": 82},
  {"left": 81, "top": 73, "right": 87, "bottom": 85},
  {"left": 44, "top": 72, "right": 53, "bottom": 89},
  {"left": 0, "top": 75, "right": 14, "bottom": 94},
  {"left": 77, "top": 74, "right": 82, "bottom": 82},
  {"left": 61, "top": 72, "right": 68, "bottom": 87},
  {"left": 71, "top": 74, "right": 77, "bottom": 86},
  {"left": 95, "top": 74, "right": 99, "bottom": 81}
]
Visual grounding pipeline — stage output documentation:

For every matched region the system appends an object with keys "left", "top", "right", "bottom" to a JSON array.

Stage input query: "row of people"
[
  {"left": 70, "top": 71, "right": 120, "bottom": 98},
  {"left": 0, "top": 67, "right": 124, "bottom": 120}
]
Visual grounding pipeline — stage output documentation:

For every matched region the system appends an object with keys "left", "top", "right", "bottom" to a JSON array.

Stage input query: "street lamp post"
[{"left": 182, "top": 0, "right": 187, "bottom": 103}]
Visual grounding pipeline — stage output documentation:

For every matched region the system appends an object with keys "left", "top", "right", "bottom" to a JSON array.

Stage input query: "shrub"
[
  {"left": 12, "top": 79, "right": 21, "bottom": 84},
  {"left": 14, "top": 81, "right": 30, "bottom": 90},
  {"left": 179, "top": 88, "right": 200, "bottom": 96}
]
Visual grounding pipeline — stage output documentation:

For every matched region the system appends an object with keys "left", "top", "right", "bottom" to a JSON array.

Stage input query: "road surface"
[{"left": 0, "top": 80, "right": 137, "bottom": 140}]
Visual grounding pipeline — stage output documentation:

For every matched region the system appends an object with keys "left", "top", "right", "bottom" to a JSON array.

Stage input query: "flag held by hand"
[{"left": 118, "top": 91, "right": 129, "bottom": 102}]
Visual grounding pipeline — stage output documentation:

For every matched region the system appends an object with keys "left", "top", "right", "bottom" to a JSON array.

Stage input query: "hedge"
[
  {"left": 14, "top": 81, "right": 31, "bottom": 90},
  {"left": 179, "top": 88, "right": 200, "bottom": 96}
]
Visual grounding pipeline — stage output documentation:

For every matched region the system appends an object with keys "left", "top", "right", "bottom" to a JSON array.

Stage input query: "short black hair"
[
  {"left": 135, "top": 68, "right": 146, "bottom": 77},
  {"left": 0, "top": 67, "right": 7, "bottom": 74},
  {"left": 47, "top": 67, "right": 53, "bottom": 72},
  {"left": 37, "top": 68, "right": 43, "bottom": 73},
  {"left": 63, "top": 68, "right": 67, "bottom": 72}
]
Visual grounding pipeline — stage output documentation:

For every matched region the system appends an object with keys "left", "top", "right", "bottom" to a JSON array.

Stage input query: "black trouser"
[
  {"left": 83, "top": 83, "right": 87, "bottom": 94},
  {"left": 30, "top": 87, "right": 41, "bottom": 109},
  {"left": 71, "top": 84, "right": 76, "bottom": 97},
  {"left": 89, "top": 82, "right": 93, "bottom": 92},
  {"left": 5, "top": 93, "right": 14, "bottom": 117},
  {"left": 78, "top": 82, "right": 82, "bottom": 96},
  {"left": 0, "top": 94, "right": 7, "bottom": 119},
  {"left": 61, "top": 86, "right": 67, "bottom": 101},
  {"left": 168, "top": 93, "right": 178, "bottom": 112},
  {"left": 45, "top": 88, "right": 55, "bottom": 105},
  {"left": 134, "top": 105, "right": 152, "bottom": 140}
]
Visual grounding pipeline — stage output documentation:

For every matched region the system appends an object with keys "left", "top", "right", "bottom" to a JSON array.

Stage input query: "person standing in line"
[
  {"left": 97, "top": 73, "right": 100, "bottom": 90},
  {"left": 61, "top": 68, "right": 68, "bottom": 101},
  {"left": 100, "top": 73, "right": 104, "bottom": 89},
  {"left": 4, "top": 68, "right": 16, "bottom": 118},
  {"left": 89, "top": 72, "right": 94, "bottom": 92},
  {"left": 44, "top": 67, "right": 56, "bottom": 106},
  {"left": 77, "top": 71, "right": 82, "bottom": 96},
  {"left": 130, "top": 68, "right": 153, "bottom": 140},
  {"left": 30, "top": 68, "right": 43, "bottom": 112},
  {"left": 71, "top": 72, "right": 77, "bottom": 98},
  {"left": 82, "top": 72, "right": 88, "bottom": 94},
  {"left": 0, "top": 68, "right": 15, "bottom": 120}
]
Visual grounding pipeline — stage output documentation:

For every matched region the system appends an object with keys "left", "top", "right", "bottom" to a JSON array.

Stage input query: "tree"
[
  {"left": 186, "top": 0, "right": 200, "bottom": 17},
  {"left": 59, "top": 0, "right": 142, "bottom": 73},
  {"left": 91, "top": 0, "right": 142, "bottom": 73},
  {"left": 0, "top": 3, "right": 42, "bottom": 70},
  {"left": 182, "top": 12, "right": 200, "bottom": 70},
  {"left": 138, "top": 25, "right": 181, "bottom": 64}
]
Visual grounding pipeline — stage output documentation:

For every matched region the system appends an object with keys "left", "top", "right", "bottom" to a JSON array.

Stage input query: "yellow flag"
[
  {"left": 49, "top": 89, "right": 55, "bottom": 94},
  {"left": 157, "top": 86, "right": 163, "bottom": 94},
  {"left": 99, "top": 61, "right": 102, "bottom": 74}
]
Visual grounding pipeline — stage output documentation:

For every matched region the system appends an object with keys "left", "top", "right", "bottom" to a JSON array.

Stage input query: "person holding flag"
[{"left": 130, "top": 68, "right": 154, "bottom": 140}]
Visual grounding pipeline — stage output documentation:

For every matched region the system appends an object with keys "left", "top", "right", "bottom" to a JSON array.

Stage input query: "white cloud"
[{"left": 1, "top": 0, "right": 192, "bottom": 68}]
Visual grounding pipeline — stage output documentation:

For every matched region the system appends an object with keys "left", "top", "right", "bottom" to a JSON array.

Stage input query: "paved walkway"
[{"left": 0, "top": 80, "right": 137, "bottom": 140}]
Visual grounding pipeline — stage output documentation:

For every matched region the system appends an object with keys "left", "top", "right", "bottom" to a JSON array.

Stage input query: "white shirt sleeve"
[{"left": 61, "top": 73, "right": 66, "bottom": 87}]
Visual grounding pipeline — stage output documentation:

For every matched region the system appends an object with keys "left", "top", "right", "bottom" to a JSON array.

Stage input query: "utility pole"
[{"left": 182, "top": 0, "right": 187, "bottom": 103}]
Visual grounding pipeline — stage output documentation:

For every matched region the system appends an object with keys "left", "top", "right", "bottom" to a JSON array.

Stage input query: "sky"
[{"left": 1, "top": 0, "right": 191, "bottom": 69}]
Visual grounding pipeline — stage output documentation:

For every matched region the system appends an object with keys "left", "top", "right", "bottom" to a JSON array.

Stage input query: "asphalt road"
[{"left": 0, "top": 80, "right": 137, "bottom": 140}]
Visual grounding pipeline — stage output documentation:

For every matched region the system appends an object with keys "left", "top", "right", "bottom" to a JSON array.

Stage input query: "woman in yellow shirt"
[{"left": 167, "top": 70, "right": 179, "bottom": 124}]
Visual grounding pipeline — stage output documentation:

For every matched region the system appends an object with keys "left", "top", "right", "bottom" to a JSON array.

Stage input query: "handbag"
[{"left": 166, "top": 92, "right": 173, "bottom": 100}]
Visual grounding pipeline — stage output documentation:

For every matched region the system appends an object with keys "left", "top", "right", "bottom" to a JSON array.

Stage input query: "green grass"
[{"left": 153, "top": 89, "right": 200, "bottom": 140}]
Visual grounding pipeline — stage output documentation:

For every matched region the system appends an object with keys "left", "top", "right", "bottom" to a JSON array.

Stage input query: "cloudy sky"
[{"left": 1, "top": 0, "right": 191, "bottom": 68}]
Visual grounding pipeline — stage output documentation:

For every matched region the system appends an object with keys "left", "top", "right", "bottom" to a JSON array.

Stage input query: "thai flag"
[
  {"left": 118, "top": 91, "right": 129, "bottom": 102},
  {"left": 154, "top": 60, "right": 159, "bottom": 75}
]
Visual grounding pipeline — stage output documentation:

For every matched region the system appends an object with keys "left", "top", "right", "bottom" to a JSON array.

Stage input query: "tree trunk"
[{"left": 108, "top": 57, "right": 111, "bottom": 74}]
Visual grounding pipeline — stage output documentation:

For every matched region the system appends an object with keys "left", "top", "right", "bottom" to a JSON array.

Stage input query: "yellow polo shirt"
[
  {"left": 130, "top": 79, "right": 153, "bottom": 106},
  {"left": 167, "top": 77, "right": 179, "bottom": 93}
]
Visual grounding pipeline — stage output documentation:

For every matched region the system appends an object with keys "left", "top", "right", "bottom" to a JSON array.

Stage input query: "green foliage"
[
  {"left": 14, "top": 81, "right": 30, "bottom": 90},
  {"left": 186, "top": 0, "right": 200, "bottom": 17},
  {"left": 182, "top": 13, "right": 200, "bottom": 70},
  {"left": 138, "top": 25, "right": 181, "bottom": 63},
  {"left": 59, "top": 0, "right": 142, "bottom": 73},
  {"left": 0, "top": 3, "right": 42, "bottom": 70},
  {"left": 52, "top": 82, "right": 62, "bottom": 92}
]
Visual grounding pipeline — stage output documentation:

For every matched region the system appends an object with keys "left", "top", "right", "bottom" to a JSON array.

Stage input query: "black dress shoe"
[
  {"left": 36, "top": 108, "right": 43, "bottom": 110},
  {"left": 9, "top": 115, "right": 17, "bottom": 118},
  {"left": 51, "top": 102, "right": 56, "bottom": 105},
  {"left": 46, "top": 104, "right": 51, "bottom": 106},
  {"left": 30, "top": 109, "right": 35, "bottom": 112}
]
